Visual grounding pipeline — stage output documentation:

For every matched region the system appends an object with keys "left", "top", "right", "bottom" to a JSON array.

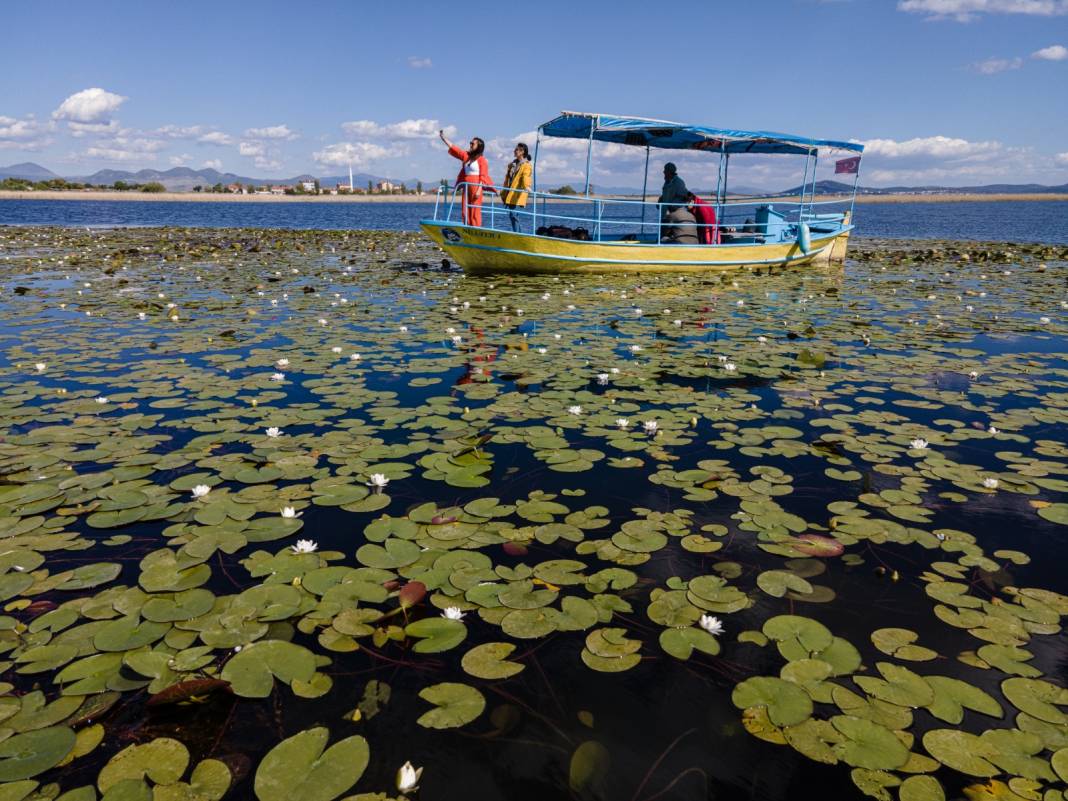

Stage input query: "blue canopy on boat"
[{"left": 539, "top": 111, "right": 864, "bottom": 156}]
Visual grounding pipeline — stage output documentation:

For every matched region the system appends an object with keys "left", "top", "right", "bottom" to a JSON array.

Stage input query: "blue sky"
[{"left": 2, "top": 0, "right": 1066, "bottom": 188}]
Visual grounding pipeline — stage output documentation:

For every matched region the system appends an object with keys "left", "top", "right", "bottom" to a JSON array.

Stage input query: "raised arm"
[{"left": 438, "top": 129, "right": 454, "bottom": 150}]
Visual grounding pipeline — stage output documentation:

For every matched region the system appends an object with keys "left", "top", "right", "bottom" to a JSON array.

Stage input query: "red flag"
[{"left": 835, "top": 156, "right": 861, "bottom": 175}]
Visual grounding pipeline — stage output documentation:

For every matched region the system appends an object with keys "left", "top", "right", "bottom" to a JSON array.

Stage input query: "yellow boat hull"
[{"left": 421, "top": 221, "right": 850, "bottom": 274}]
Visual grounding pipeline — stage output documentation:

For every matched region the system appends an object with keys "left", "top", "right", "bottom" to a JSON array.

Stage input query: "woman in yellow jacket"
[{"left": 500, "top": 143, "right": 532, "bottom": 233}]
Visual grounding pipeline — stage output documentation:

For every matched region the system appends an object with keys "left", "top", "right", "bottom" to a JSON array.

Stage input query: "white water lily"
[
  {"left": 399, "top": 325, "right": 408, "bottom": 332},
  {"left": 280, "top": 506, "right": 300, "bottom": 518},
  {"left": 616, "top": 418, "right": 630, "bottom": 429},
  {"left": 968, "top": 371, "right": 979, "bottom": 380},
  {"left": 699, "top": 615, "right": 724, "bottom": 635},
  {"left": 331, "top": 346, "right": 342, "bottom": 354},
  {"left": 34, "top": 362, "right": 46, "bottom": 372},
  {"left": 597, "top": 373, "right": 610, "bottom": 385},
  {"left": 630, "top": 344, "right": 642, "bottom": 353},
  {"left": 643, "top": 420, "right": 658, "bottom": 434},
  {"left": 270, "top": 372, "right": 285, "bottom": 381},
  {"left": 191, "top": 484, "right": 211, "bottom": 499},
  {"left": 446, "top": 327, "right": 456, "bottom": 334},
  {"left": 318, "top": 318, "right": 328, "bottom": 326},
  {"left": 757, "top": 336, "right": 767, "bottom": 343},
  {"left": 441, "top": 606, "right": 465, "bottom": 621},
  {"left": 137, "top": 312, "right": 147, "bottom": 320},
  {"left": 567, "top": 405, "right": 583, "bottom": 416},
  {"left": 723, "top": 362, "right": 737, "bottom": 372},
  {"left": 350, "top": 353, "right": 361, "bottom": 361},
  {"left": 265, "top": 427, "right": 282, "bottom": 437},
  {"left": 1040, "top": 316, "right": 1051, "bottom": 324},
  {"left": 673, "top": 319, "right": 682, "bottom": 327},
  {"left": 736, "top": 300, "right": 744, "bottom": 307},
  {"left": 290, "top": 539, "right": 317, "bottom": 553},
  {"left": 610, "top": 367, "right": 620, "bottom": 374},
  {"left": 541, "top": 292, "right": 551, "bottom": 300},
  {"left": 634, "top": 307, "right": 642, "bottom": 316},
  {"left": 95, "top": 396, "right": 108, "bottom": 404},
  {"left": 451, "top": 335, "right": 462, "bottom": 344},
  {"left": 368, "top": 473, "right": 389, "bottom": 488},
  {"left": 516, "top": 308, "right": 524, "bottom": 315},
  {"left": 397, "top": 761, "right": 423, "bottom": 794},
  {"left": 982, "top": 477, "right": 999, "bottom": 489},
  {"left": 909, "top": 438, "right": 929, "bottom": 451},
  {"left": 276, "top": 358, "right": 289, "bottom": 367},
  {"left": 988, "top": 425, "right": 999, "bottom": 434},
  {"left": 537, "top": 347, "right": 547, "bottom": 354}
]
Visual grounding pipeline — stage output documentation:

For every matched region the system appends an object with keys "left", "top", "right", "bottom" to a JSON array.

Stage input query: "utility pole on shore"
[{"left": 348, "top": 164, "right": 354, "bottom": 193}]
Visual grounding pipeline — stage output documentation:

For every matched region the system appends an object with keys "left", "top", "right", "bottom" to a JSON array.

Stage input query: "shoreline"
[{"left": 1, "top": 189, "right": 1067, "bottom": 204}]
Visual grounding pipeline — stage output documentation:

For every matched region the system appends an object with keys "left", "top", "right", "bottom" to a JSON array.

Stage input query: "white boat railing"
[{"left": 431, "top": 183, "right": 851, "bottom": 245}]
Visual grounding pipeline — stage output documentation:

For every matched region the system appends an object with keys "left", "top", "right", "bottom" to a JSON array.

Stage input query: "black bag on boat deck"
[
  {"left": 572, "top": 227, "right": 590, "bottom": 241},
  {"left": 537, "top": 225, "right": 576, "bottom": 239}
]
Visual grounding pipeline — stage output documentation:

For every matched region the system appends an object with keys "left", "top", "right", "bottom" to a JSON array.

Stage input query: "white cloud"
[
  {"left": 67, "top": 119, "right": 121, "bottom": 137},
  {"left": 0, "top": 115, "right": 52, "bottom": 150},
  {"left": 341, "top": 118, "right": 454, "bottom": 140},
  {"left": 53, "top": 88, "right": 127, "bottom": 123},
  {"left": 971, "top": 56, "right": 1024, "bottom": 73},
  {"left": 1033, "top": 44, "right": 1068, "bottom": 59},
  {"left": 407, "top": 56, "right": 432, "bottom": 68},
  {"left": 84, "top": 136, "right": 166, "bottom": 162},
  {"left": 244, "top": 124, "right": 298, "bottom": 140},
  {"left": 899, "top": 0, "right": 1068, "bottom": 19},
  {"left": 313, "top": 141, "right": 401, "bottom": 168},
  {"left": 1055, "top": 152, "right": 1068, "bottom": 166},
  {"left": 237, "top": 140, "right": 283, "bottom": 171},
  {"left": 169, "top": 154, "right": 192, "bottom": 166},
  {"left": 155, "top": 124, "right": 204, "bottom": 138},
  {"left": 202, "top": 159, "right": 224, "bottom": 170},
  {"left": 198, "top": 131, "right": 234, "bottom": 145},
  {"left": 861, "top": 135, "right": 1003, "bottom": 159}
]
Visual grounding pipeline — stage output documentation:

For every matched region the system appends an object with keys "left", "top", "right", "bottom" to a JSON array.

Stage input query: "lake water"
[
  {"left": 0, "top": 225, "right": 1066, "bottom": 801},
  {"left": 2, "top": 198, "right": 1067, "bottom": 243}
]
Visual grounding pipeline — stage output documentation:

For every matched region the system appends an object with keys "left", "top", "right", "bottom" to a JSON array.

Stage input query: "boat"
[{"left": 420, "top": 111, "right": 864, "bottom": 274}]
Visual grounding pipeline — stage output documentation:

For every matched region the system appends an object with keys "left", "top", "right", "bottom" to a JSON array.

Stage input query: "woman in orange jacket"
[{"left": 439, "top": 130, "right": 493, "bottom": 227}]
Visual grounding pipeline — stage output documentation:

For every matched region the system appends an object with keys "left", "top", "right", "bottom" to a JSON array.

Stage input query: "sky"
[{"left": 1, "top": 0, "right": 1067, "bottom": 190}]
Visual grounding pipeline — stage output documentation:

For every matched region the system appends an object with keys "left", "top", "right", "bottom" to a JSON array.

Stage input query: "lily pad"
[
  {"left": 253, "top": 727, "right": 369, "bottom": 801},
  {"left": 416, "top": 682, "right": 486, "bottom": 729}
]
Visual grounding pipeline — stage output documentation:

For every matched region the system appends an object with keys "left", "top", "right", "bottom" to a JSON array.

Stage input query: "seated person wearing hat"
[
  {"left": 658, "top": 163, "right": 699, "bottom": 244},
  {"left": 657, "top": 163, "right": 689, "bottom": 214}
]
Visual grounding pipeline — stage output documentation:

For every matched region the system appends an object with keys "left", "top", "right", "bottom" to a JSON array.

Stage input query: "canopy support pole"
[
  {"left": 583, "top": 124, "right": 594, "bottom": 196},
  {"left": 532, "top": 130, "right": 541, "bottom": 233},
  {"left": 640, "top": 145, "right": 650, "bottom": 236},
  {"left": 722, "top": 153, "right": 730, "bottom": 217},
  {"left": 808, "top": 151, "right": 819, "bottom": 217},
  {"left": 798, "top": 151, "right": 810, "bottom": 218},
  {"left": 714, "top": 145, "right": 725, "bottom": 227},
  {"left": 849, "top": 159, "right": 862, "bottom": 222}
]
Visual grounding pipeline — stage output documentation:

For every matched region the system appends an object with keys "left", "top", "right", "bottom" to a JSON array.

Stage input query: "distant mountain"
[
  {"left": 64, "top": 167, "right": 435, "bottom": 192},
  {"left": 0, "top": 162, "right": 60, "bottom": 181},
  {"left": 6, "top": 162, "right": 1068, "bottom": 196}
]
